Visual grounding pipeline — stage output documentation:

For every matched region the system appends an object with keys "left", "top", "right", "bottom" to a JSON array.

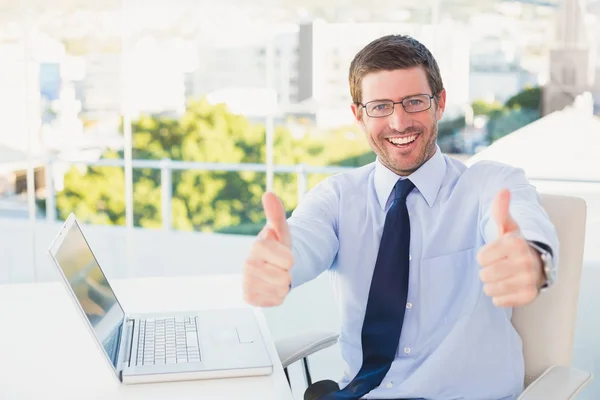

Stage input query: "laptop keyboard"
[{"left": 135, "top": 316, "right": 201, "bottom": 366}]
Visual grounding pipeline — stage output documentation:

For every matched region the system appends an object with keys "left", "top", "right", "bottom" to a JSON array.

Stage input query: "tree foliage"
[
  {"left": 471, "top": 99, "right": 505, "bottom": 119},
  {"left": 53, "top": 98, "right": 370, "bottom": 233},
  {"left": 505, "top": 86, "right": 541, "bottom": 111},
  {"left": 471, "top": 86, "right": 542, "bottom": 142},
  {"left": 57, "top": 86, "right": 540, "bottom": 234}
]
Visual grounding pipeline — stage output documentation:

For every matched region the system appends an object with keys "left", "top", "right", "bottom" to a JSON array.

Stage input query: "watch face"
[{"left": 543, "top": 254, "right": 556, "bottom": 283}]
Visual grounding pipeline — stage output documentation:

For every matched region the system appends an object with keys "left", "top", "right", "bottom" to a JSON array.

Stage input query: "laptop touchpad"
[{"left": 236, "top": 326, "right": 255, "bottom": 344}]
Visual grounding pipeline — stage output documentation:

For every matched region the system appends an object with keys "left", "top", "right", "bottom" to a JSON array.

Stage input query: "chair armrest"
[
  {"left": 518, "top": 365, "right": 593, "bottom": 400},
  {"left": 275, "top": 329, "right": 339, "bottom": 369}
]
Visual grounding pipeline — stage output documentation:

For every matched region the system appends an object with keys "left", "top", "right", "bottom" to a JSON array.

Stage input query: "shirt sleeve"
[
  {"left": 477, "top": 161, "right": 559, "bottom": 266},
  {"left": 288, "top": 177, "right": 340, "bottom": 289}
]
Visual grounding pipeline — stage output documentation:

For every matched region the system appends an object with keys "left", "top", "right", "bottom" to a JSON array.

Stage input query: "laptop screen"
[{"left": 53, "top": 218, "right": 125, "bottom": 369}]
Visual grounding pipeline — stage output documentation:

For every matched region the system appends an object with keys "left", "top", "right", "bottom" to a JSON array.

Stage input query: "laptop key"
[
  {"left": 135, "top": 315, "right": 204, "bottom": 365},
  {"left": 186, "top": 332, "right": 199, "bottom": 348}
]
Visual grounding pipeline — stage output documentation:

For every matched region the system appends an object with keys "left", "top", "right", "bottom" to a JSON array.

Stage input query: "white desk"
[{"left": 0, "top": 274, "right": 295, "bottom": 400}]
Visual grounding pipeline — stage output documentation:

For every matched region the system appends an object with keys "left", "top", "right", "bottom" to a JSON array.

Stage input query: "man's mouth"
[{"left": 386, "top": 134, "right": 418, "bottom": 147}]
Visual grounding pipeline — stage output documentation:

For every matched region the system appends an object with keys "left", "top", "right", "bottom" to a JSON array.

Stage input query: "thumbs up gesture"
[
  {"left": 242, "top": 192, "right": 294, "bottom": 307},
  {"left": 477, "top": 189, "right": 545, "bottom": 307}
]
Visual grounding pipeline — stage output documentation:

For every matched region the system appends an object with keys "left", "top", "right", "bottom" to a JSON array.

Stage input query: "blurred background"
[{"left": 0, "top": 0, "right": 598, "bottom": 398}]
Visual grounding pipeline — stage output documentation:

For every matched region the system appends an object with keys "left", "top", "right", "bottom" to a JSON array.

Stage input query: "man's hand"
[
  {"left": 243, "top": 192, "right": 294, "bottom": 307},
  {"left": 477, "top": 189, "right": 545, "bottom": 307}
]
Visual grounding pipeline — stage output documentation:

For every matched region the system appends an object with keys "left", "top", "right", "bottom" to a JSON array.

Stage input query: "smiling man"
[{"left": 242, "top": 35, "right": 558, "bottom": 400}]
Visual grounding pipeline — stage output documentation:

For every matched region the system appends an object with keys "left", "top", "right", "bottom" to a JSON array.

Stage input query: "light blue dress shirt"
[{"left": 288, "top": 146, "right": 558, "bottom": 400}]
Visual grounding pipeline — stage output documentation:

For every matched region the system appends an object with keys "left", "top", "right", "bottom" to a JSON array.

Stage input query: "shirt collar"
[{"left": 374, "top": 145, "right": 446, "bottom": 210}]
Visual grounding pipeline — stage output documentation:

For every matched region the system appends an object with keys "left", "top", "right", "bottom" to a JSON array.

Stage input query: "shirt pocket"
[{"left": 419, "top": 247, "right": 481, "bottom": 336}]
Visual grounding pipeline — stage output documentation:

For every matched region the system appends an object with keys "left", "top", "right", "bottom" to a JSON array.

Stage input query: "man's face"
[{"left": 351, "top": 67, "right": 446, "bottom": 176}]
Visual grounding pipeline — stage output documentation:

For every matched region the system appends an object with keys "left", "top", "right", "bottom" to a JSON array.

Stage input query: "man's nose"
[{"left": 388, "top": 104, "right": 412, "bottom": 132}]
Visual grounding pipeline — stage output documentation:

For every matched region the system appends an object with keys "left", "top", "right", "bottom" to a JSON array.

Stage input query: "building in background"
[
  {"left": 469, "top": 34, "right": 539, "bottom": 103},
  {"left": 184, "top": 19, "right": 471, "bottom": 128},
  {"left": 543, "top": 0, "right": 596, "bottom": 115},
  {"left": 185, "top": 24, "right": 299, "bottom": 111},
  {"left": 79, "top": 52, "right": 122, "bottom": 134},
  {"left": 295, "top": 19, "right": 471, "bottom": 128},
  {"left": 0, "top": 41, "right": 42, "bottom": 155},
  {"left": 127, "top": 37, "right": 191, "bottom": 118}
]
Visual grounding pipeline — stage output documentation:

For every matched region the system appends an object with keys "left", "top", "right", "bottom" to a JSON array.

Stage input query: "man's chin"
[
  {"left": 390, "top": 161, "right": 419, "bottom": 176},
  {"left": 389, "top": 151, "right": 427, "bottom": 175}
]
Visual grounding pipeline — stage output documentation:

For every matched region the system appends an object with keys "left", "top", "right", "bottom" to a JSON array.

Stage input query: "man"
[{"left": 243, "top": 34, "right": 558, "bottom": 400}]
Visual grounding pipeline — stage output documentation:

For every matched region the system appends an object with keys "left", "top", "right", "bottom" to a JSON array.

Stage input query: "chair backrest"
[{"left": 511, "top": 193, "right": 587, "bottom": 387}]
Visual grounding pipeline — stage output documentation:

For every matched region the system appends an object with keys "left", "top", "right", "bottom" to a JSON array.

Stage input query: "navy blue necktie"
[{"left": 323, "top": 178, "right": 415, "bottom": 400}]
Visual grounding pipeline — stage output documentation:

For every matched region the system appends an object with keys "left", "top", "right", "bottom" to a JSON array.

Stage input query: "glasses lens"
[
  {"left": 366, "top": 101, "right": 393, "bottom": 117},
  {"left": 402, "top": 95, "right": 431, "bottom": 113}
]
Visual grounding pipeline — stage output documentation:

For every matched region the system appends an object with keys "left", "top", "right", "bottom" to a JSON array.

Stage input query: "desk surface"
[{"left": 0, "top": 274, "right": 294, "bottom": 400}]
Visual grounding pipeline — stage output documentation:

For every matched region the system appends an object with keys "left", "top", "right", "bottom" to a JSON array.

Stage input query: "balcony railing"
[
  {"left": 41, "top": 157, "right": 355, "bottom": 228},
  {"left": 19, "top": 155, "right": 600, "bottom": 231}
]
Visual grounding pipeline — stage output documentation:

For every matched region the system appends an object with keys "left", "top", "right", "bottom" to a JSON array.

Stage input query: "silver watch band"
[{"left": 527, "top": 240, "right": 555, "bottom": 291}]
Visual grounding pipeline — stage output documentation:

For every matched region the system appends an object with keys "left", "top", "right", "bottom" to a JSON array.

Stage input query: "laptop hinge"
[{"left": 117, "top": 318, "right": 135, "bottom": 376}]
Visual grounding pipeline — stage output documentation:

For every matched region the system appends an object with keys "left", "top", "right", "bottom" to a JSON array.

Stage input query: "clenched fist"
[
  {"left": 477, "top": 189, "right": 545, "bottom": 308},
  {"left": 243, "top": 192, "right": 294, "bottom": 307}
]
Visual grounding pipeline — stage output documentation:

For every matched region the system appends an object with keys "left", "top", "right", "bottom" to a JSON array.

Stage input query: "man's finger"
[
  {"left": 492, "top": 189, "right": 520, "bottom": 236},
  {"left": 476, "top": 239, "right": 510, "bottom": 266},
  {"left": 477, "top": 232, "right": 530, "bottom": 267},
  {"left": 490, "top": 289, "right": 537, "bottom": 308},
  {"left": 478, "top": 259, "right": 520, "bottom": 283},
  {"left": 244, "top": 259, "right": 291, "bottom": 288},
  {"left": 259, "top": 226, "right": 278, "bottom": 241},
  {"left": 248, "top": 239, "right": 294, "bottom": 271},
  {"left": 261, "top": 192, "right": 292, "bottom": 249},
  {"left": 243, "top": 279, "right": 288, "bottom": 307},
  {"left": 243, "top": 289, "right": 285, "bottom": 307},
  {"left": 483, "top": 273, "right": 531, "bottom": 297}
]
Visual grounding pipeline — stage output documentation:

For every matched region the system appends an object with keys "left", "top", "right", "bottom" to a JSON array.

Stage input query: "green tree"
[
  {"left": 471, "top": 99, "right": 505, "bottom": 119},
  {"left": 53, "top": 98, "right": 371, "bottom": 234},
  {"left": 487, "top": 108, "right": 540, "bottom": 142},
  {"left": 486, "top": 86, "right": 542, "bottom": 141},
  {"left": 505, "top": 86, "right": 542, "bottom": 111}
]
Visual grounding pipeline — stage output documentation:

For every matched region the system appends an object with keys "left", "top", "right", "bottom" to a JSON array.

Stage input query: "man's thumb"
[
  {"left": 261, "top": 192, "right": 292, "bottom": 248},
  {"left": 492, "top": 188, "right": 520, "bottom": 236}
]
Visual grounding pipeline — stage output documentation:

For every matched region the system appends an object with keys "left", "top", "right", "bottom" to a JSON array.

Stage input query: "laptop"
[{"left": 47, "top": 213, "right": 273, "bottom": 384}]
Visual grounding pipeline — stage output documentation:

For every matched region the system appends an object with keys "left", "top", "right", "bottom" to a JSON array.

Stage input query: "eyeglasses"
[{"left": 358, "top": 94, "right": 435, "bottom": 118}]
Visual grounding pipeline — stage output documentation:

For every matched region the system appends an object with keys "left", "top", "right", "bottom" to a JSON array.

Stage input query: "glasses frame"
[{"left": 358, "top": 94, "right": 436, "bottom": 118}]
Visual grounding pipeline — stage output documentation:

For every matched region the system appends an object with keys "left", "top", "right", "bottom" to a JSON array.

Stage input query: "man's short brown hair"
[{"left": 349, "top": 35, "right": 444, "bottom": 105}]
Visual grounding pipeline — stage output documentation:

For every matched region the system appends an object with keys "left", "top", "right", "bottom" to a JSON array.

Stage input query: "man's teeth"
[{"left": 388, "top": 135, "right": 417, "bottom": 145}]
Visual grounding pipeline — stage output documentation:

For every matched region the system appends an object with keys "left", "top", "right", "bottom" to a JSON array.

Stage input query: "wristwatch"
[{"left": 527, "top": 241, "right": 556, "bottom": 291}]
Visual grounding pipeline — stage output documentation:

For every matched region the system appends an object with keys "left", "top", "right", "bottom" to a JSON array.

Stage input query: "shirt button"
[
  {"left": 406, "top": 302, "right": 413, "bottom": 309},
  {"left": 386, "top": 381, "right": 393, "bottom": 389},
  {"left": 409, "top": 254, "right": 412, "bottom": 261},
  {"left": 404, "top": 347, "right": 411, "bottom": 354}
]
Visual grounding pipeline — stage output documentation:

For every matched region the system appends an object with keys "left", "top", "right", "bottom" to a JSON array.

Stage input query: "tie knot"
[{"left": 394, "top": 179, "right": 415, "bottom": 201}]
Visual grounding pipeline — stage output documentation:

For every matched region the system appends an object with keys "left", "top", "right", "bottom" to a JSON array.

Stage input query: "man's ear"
[
  {"left": 351, "top": 103, "right": 364, "bottom": 125},
  {"left": 435, "top": 90, "right": 446, "bottom": 121}
]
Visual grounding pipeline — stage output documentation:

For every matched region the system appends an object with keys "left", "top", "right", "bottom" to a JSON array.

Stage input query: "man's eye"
[{"left": 373, "top": 103, "right": 391, "bottom": 110}]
